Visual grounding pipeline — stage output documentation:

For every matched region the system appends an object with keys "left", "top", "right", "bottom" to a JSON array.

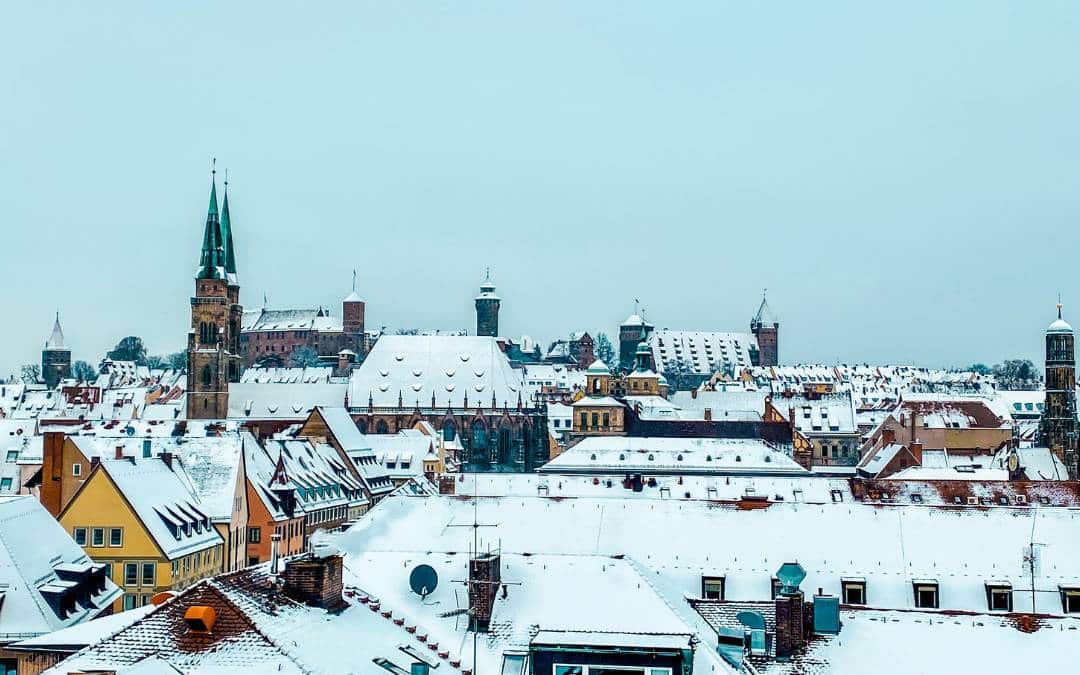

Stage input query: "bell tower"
[
  {"left": 474, "top": 268, "right": 500, "bottom": 338},
  {"left": 1040, "top": 301, "right": 1077, "bottom": 478},
  {"left": 187, "top": 166, "right": 243, "bottom": 419}
]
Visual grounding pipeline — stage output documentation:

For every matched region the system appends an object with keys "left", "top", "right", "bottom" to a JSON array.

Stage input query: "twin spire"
[{"left": 197, "top": 161, "right": 238, "bottom": 283}]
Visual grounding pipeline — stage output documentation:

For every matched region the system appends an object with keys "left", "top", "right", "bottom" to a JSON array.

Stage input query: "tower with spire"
[
  {"left": 474, "top": 268, "right": 501, "bottom": 338},
  {"left": 1039, "top": 300, "right": 1078, "bottom": 478},
  {"left": 41, "top": 312, "right": 71, "bottom": 388},
  {"left": 342, "top": 269, "right": 366, "bottom": 353},
  {"left": 750, "top": 290, "right": 779, "bottom": 367},
  {"left": 187, "top": 164, "right": 243, "bottom": 419}
]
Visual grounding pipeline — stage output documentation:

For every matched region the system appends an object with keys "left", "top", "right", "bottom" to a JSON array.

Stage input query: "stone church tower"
[
  {"left": 1040, "top": 302, "right": 1077, "bottom": 478},
  {"left": 751, "top": 291, "right": 779, "bottom": 367},
  {"left": 187, "top": 170, "right": 242, "bottom": 419},
  {"left": 475, "top": 269, "right": 500, "bottom": 337},
  {"left": 41, "top": 312, "right": 71, "bottom": 388}
]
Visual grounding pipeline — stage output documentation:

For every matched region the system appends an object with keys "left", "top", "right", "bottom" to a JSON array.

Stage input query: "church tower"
[
  {"left": 1040, "top": 301, "right": 1077, "bottom": 478},
  {"left": 750, "top": 290, "right": 779, "bottom": 367},
  {"left": 475, "top": 269, "right": 500, "bottom": 337},
  {"left": 187, "top": 168, "right": 242, "bottom": 419},
  {"left": 41, "top": 312, "right": 71, "bottom": 388}
]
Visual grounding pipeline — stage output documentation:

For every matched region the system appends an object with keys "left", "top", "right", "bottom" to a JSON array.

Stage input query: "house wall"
[
  {"left": 244, "top": 480, "right": 305, "bottom": 566},
  {"left": 39, "top": 433, "right": 89, "bottom": 517}
]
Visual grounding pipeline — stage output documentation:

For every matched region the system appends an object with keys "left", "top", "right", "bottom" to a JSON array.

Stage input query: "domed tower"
[
  {"left": 41, "top": 312, "right": 71, "bottom": 388},
  {"left": 1040, "top": 301, "right": 1078, "bottom": 478},
  {"left": 187, "top": 166, "right": 243, "bottom": 420},
  {"left": 750, "top": 290, "right": 779, "bottom": 367},
  {"left": 475, "top": 268, "right": 500, "bottom": 338},
  {"left": 618, "top": 305, "right": 654, "bottom": 372}
]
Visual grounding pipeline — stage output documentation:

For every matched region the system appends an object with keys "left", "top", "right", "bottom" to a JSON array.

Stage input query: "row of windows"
[
  {"left": 122, "top": 592, "right": 156, "bottom": 610},
  {"left": 123, "top": 561, "right": 156, "bottom": 587},
  {"left": 171, "top": 547, "right": 220, "bottom": 578},
  {"left": 306, "top": 505, "right": 348, "bottom": 526},
  {"left": 74, "top": 526, "right": 123, "bottom": 548},
  {"left": 579, "top": 412, "right": 612, "bottom": 430},
  {"left": 701, "top": 575, "right": 1080, "bottom": 614}
]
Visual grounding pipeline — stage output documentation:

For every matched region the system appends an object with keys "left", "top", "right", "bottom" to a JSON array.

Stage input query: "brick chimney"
[
  {"left": 704, "top": 408, "right": 712, "bottom": 422},
  {"left": 438, "top": 475, "right": 456, "bottom": 495},
  {"left": 468, "top": 553, "right": 501, "bottom": 632},
  {"left": 40, "top": 431, "right": 66, "bottom": 517},
  {"left": 910, "top": 440, "right": 923, "bottom": 466},
  {"left": 691, "top": 389, "right": 698, "bottom": 400},
  {"left": 774, "top": 590, "right": 806, "bottom": 659},
  {"left": 282, "top": 553, "right": 344, "bottom": 610},
  {"left": 114, "top": 445, "right": 125, "bottom": 460}
]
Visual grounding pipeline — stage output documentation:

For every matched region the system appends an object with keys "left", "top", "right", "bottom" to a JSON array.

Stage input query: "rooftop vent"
[{"left": 184, "top": 605, "right": 217, "bottom": 633}]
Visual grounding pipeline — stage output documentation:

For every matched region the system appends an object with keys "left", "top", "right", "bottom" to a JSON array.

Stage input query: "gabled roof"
[{"left": 0, "top": 496, "right": 122, "bottom": 637}]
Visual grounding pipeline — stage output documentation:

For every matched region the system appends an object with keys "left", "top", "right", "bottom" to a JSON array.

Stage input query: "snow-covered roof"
[
  {"left": 227, "top": 382, "right": 347, "bottom": 419},
  {"left": 239, "top": 367, "right": 332, "bottom": 384},
  {"left": 0, "top": 495, "right": 122, "bottom": 639},
  {"left": 92, "top": 456, "right": 223, "bottom": 560},
  {"left": 342, "top": 476, "right": 1080, "bottom": 616},
  {"left": 241, "top": 307, "right": 343, "bottom": 333},
  {"left": 1048, "top": 317, "right": 1073, "bottom": 333},
  {"left": 11, "top": 604, "right": 154, "bottom": 652},
  {"left": 312, "top": 408, "right": 394, "bottom": 496},
  {"left": 650, "top": 330, "right": 757, "bottom": 376},
  {"left": 542, "top": 437, "right": 806, "bottom": 475},
  {"left": 347, "top": 335, "right": 526, "bottom": 410}
]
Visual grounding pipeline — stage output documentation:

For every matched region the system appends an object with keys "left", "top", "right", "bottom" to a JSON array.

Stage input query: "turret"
[
  {"left": 475, "top": 268, "right": 500, "bottom": 337},
  {"left": 751, "top": 290, "right": 779, "bottom": 367},
  {"left": 41, "top": 312, "right": 71, "bottom": 388},
  {"left": 1040, "top": 300, "right": 1077, "bottom": 478}
]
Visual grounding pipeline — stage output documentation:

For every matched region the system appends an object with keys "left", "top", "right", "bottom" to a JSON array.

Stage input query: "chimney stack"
[
  {"left": 704, "top": 408, "right": 712, "bottom": 422},
  {"left": 41, "top": 431, "right": 66, "bottom": 517},
  {"left": 910, "top": 440, "right": 923, "bottom": 465},
  {"left": 270, "top": 533, "right": 281, "bottom": 575},
  {"left": 281, "top": 552, "right": 344, "bottom": 610},
  {"left": 468, "top": 553, "right": 501, "bottom": 632},
  {"left": 115, "top": 445, "right": 124, "bottom": 460}
]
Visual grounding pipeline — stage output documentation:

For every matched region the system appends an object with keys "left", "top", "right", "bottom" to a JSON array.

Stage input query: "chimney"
[
  {"left": 114, "top": 445, "right": 124, "bottom": 460},
  {"left": 704, "top": 408, "right": 712, "bottom": 422},
  {"left": 910, "top": 440, "right": 923, "bottom": 465},
  {"left": 438, "top": 475, "right": 456, "bottom": 495},
  {"left": 774, "top": 590, "right": 806, "bottom": 658},
  {"left": 281, "top": 552, "right": 344, "bottom": 610},
  {"left": 270, "top": 533, "right": 281, "bottom": 575},
  {"left": 882, "top": 428, "right": 896, "bottom": 446},
  {"left": 468, "top": 553, "right": 501, "bottom": 632},
  {"left": 40, "top": 431, "right": 66, "bottom": 517},
  {"left": 691, "top": 389, "right": 698, "bottom": 399}
]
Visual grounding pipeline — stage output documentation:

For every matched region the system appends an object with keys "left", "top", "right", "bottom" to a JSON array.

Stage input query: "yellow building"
[{"left": 58, "top": 453, "right": 224, "bottom": 612}]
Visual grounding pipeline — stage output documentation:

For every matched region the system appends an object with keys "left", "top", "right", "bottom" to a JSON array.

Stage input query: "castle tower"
[
  {"left": 187, "top": 168, "right": 243, "bottom": 419},
  {"left": 750, "top": 290, "right": 779, "bottom": 367},
  {"left": 343, "top": 270, "right": 366, "bottom": 353},
  {"left": 618, "top": 306, "right": 653, "bottom": 372},
  {"left": 41, "top": 312, "right": 71, "bottom": 388},
  {"left": 1040, "top": 302, "right": 1077, "bottom": 478},
  {"left": 475, "top": 268, "right": 500, "bottom": 337}
]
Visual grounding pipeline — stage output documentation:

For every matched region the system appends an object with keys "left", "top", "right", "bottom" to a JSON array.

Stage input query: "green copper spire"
[
  {"left": 197, "top": 167, "right": 226, "bottom": 280},
  {"left": 220, "top": 170, "right": 238, "bottom": 280}
]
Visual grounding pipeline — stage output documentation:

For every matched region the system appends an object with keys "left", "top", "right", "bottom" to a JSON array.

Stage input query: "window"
[
  {"left": 914, "top": 582, "right": 939, "bottom": 609},
  {"left": 73, "top": 528, "right": 87, "bottom": 546},
  {"left": 771, "top": 577, "right": 783, "bottom": 599},
  {"left": 0, "top": 478, "right": 12, "bottom": 491},
  {"left": 702, "top": 576, "right": 725, "bottom": 600},
  {"left": 986, "top": 584, "right": 1012, "bottom": 612},
  {"left": 103, "top": 563, "right": 112, "bottom": 579},
  {"left": 72, "top": 463, "right": 82, "bottom": 477},
  {"left": 580, "top": 413, "right": 587, "bottom": 429},
  {"left": 91, "top": 528, "right": 105, "bottom": 547},
  {"left": 249, "top": 527, "right": 261, "bottom": 543},
  {"left": 1061, "top": 587, "right": 1080, "bottom": 614},
  {"left": 5, "top": 451, "right": 17, "bottom": 462},
  {"left": 109, "top": 528, "right": 123, "bottom": 547},
  {"left": 142, "top": 562, "right": 155, "bottom": 586},
  {"left": 123, "top": 594, "right": 137, "bottom": 610},
  {"left": 124, "top": 563, "right": 138, "bottom": 586},
  {"left": 842, "top": 579, "right": 866, "bottom": 605},
  {"left": 602, "top": 413, "right": 610, "bottom": 428}
]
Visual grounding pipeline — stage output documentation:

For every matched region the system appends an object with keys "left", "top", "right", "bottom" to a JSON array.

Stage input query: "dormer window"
[
  {"left": 701, "top": 575, "right": 725, "bottom": 600},
  {"left": 985, "top": 583, "right": 1012, "bottom": 611},
  {"left": 913, "top": 581, "right": 939, "bottom": 609}
]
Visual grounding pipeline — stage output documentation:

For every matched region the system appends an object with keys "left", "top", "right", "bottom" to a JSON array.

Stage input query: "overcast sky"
[{"left": 2, "top": 1, "right": 1078, "bottom": 377}]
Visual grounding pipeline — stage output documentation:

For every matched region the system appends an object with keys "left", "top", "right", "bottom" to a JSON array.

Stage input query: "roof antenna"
[
  {"left": 211, "top": 156, "right": 216, "bottom": 178},
  {"left": 484, "top": 266, "right": 491, "bottom": 283},
  {"left": 352, "top": 269, "right": 358, "bottom": 293},
  {"left": 1058, "top": 293, "right": 1063, "bottom": 319}
]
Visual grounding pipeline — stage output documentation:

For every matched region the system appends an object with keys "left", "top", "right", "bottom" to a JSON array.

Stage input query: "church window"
[
  {"left": 471, "top": 420, "right": 488, "bottom": 451},
  {"left": 375, "top": 419, "right": 389, "bottom": 434},
  {"left": 201, "top": 366, "right": 213, "bottom": 387},
  {"left": 443, "top": 421, "right": 456, "bottom": 442}
]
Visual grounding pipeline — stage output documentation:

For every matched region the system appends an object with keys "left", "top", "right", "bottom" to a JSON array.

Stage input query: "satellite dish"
[
  {"left": 736, "top": 610, "right": 767, "bottom": 630},
  {"left": 409, "top": 564, "right": 439, "bottom": 598},
  {"left": 1007, "top": 452, "right": 1019, "bottom": 474}
]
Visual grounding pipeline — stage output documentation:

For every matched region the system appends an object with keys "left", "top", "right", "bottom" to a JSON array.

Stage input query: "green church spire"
[
  {"left": 197, "top": 165, "right": 226, "bottom": 280},
  {"left": 220, "top": 170, "right": 238, "bottom": 280}
]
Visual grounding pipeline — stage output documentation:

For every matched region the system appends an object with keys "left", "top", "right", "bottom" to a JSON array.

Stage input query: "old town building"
[
  {"left": 41, "top": 313, "right": 71, "bottom": 389},
  {"left": 187, "top": 170, "right": 243, "bottom": 419},
  {"left": 239, "top": 291, "right": 369, "bottom": 368},
  {"left": 346, "top": 335, "right": 548, "bottom": 471},
  {"left": 750, "top": 291, "right": 779, "bottom": 367},
  {"left": 1040, "top": 302, "right": 1078, "bottom": 478}
]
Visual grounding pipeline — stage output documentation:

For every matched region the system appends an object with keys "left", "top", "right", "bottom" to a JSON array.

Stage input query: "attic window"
[
  {"left": 986, "top": 583, "right": 1012, "bottom": 611},
  {"left": 913, "top": 581, "right": 939, "bottom": 609},
  {"left": 1061, "top": 587, "right": 1080, "bottom": 614},
  {"left": 830, "top": 489, "right": 843, "bottom": 503},
  {"left": 842, "top": 579, "right": 866, "bottom": 605},
  {"left": 701, "top": 575, "right": 725, "bottom": 600}
]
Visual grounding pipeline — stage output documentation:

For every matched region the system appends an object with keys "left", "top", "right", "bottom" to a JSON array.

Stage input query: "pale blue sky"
[{"left": 1, "top": 1, "right": 1078, "bottom": 376}]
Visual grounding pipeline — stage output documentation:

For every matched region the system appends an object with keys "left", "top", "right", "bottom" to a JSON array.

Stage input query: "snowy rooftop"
[
  {"left": 650, "top": 330, "right": 757, "bottom": 376},
  {"left": 347, "top": 335, "right": 527, "bottom": 410},
  {"left": 227, "top": 382, "right": 347, "bottom": 419},
  {"left": 540, "top": 437, "right": 807, "bottom": 476}
]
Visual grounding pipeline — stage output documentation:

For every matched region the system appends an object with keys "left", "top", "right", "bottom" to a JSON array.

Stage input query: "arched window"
[
  {"left": 375, "top": 419, "right": 389, "bottom": 434},
  {"left": 498, "top": 425, "right": 512, "bottom": 466},
  {"left": 443, "top": 421, "right": 456, "bottom": 442},
  {"left": 471, "top": 420, "right": 488, "bottom": 455},
  {"left": 201, "top": 365, "right": 213, "bottom": 388},
  {"left": 356, "top": 419, "right": 368, "bottom": 434}
]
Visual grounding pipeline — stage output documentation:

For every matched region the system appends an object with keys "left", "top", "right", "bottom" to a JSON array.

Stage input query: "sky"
[{"left": 1, "top": 1, "right": 1078, "bottom": 377}]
